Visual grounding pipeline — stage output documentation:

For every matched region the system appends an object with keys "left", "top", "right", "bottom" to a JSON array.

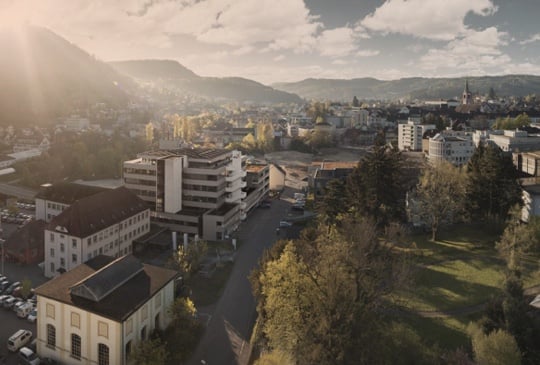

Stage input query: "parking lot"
[{"left": 0, "top": 202, "right": 48, "bottom": 364}]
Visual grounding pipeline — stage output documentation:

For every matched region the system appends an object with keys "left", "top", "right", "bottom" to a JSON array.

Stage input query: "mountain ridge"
[
  {"left": 109, "top": 59, "right": 304, "bottom": 104},
  {"left": 272, "top": 75, "right": 540, "bottom": 101}
]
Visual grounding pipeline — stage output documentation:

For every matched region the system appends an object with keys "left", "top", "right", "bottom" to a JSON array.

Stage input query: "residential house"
[
  {"left": 35, "top": 255, "right": 178, "bottom": 365},
  {"left": 309, "top": 161, "right": 358, "bottom": 199},
  {"left": 44, "top": 187, "right": 150, "bottom": 278}
]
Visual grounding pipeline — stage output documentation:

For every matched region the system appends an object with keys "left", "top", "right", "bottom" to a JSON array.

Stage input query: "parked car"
[
  {"left": 279, "top": 221, "right": 293, "bottom": 227},
  {"left": 4, "top": 281, "right": 21, "bottom": 295},
  {"left": 13, "top": 299, "right": 26, "bottom": 312},
  {"left": 3, "top": 296, "right": 17, "bottom": 309},
  {"left": 27, "top": 308, "right": 37, "bottom": 323},
  {"left": 7, "top": 329, "right": 32, "bottom": 352},
  {"left": 17, "top": 302, "right": 34, "bottom": 318},
  {"left": 18, "top": 346, "right": 40, "bottom": 365}
]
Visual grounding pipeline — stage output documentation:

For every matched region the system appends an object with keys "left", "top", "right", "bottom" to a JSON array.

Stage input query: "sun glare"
[{"left": 0, "top": 1, "right": 32, "bottom": 32}]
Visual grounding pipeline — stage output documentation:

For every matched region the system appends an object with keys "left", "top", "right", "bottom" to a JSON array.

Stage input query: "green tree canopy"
[
  {"left": 469, "top": 324, "right": 521, "bottom": 365},
  {"left": 466, "top": 143, "right": 522, "bottom": 221},
  {"left": 346, "top": 144, "right": 406, "bottom": 226},
  {"left": 415, "top": 161, "right": 467, "bottom": 241}
]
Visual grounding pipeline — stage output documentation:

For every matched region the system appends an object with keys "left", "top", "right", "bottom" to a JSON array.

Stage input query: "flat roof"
[{"left": 246, "top": 164, "right": 268, "bottom": 173}]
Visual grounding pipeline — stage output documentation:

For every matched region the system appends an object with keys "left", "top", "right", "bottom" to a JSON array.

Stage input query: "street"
[{"left": 188, "top": 191, "right": 294, "bottom": 365}]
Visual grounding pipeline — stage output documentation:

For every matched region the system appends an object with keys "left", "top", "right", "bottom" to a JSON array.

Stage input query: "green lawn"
[{"left": 396, "top": 223, "right": 540, "bottom": 350}]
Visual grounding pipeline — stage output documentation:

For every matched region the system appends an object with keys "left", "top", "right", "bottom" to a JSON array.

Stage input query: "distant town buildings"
[{"left": 428, "top": 130, "right": 475, "bottom": 166}]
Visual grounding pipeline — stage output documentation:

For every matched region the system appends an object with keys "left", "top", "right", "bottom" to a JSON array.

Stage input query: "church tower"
[{"left": 462, "top": 79, "right": 472, "bottom": 105}]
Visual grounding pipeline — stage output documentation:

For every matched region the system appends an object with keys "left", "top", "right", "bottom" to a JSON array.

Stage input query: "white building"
[
  {"left": 489, "top": 130, "right": 540, "bottom": 152},
  {"left": 44, "top": 187, "right": 150, "bottom": 278},
  {"left": 398, "top": 119, "right": 436, "bottom": 151},
  {"left": 35, "top": 182, "right": 109, "bottom": 223},
  {"left": 123, "top": 148, "right": 245, "bottom": 241},
  {"left": 35, "top": 255, "right": 178, "bottom": 365},
  {"left": 428, "top": 131, "right": 475, "bottom": 166},
  {"left": 522, "top": 184, "right": 540, "bottom": 222}
]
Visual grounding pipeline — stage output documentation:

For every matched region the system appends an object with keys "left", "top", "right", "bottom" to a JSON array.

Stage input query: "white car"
[
  {"left": 27, "top": 308, "right": 37, "bottom": 323},
  {"left": 279, "top": 221, "right": 293, "bottom": 227}
]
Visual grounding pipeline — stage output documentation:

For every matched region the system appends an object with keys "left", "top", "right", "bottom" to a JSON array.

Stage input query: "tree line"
[{"left": 250, "top": 140, "right": 540, "bottom": 364}]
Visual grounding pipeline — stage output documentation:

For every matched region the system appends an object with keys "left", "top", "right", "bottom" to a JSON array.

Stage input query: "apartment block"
[
  {"left": 123, "top": 148, "right": 246, "bottom": 241},
  {"left": 244, "top": 163, "right": 270, "bottom": 214},
  {"left": 44, "top": 187, "right": 150, "bottom": 278},
  {"left": 428, "top": 131, "right": 475, "bottom": 166},
  {"left": 398, "top": 119, "right": 436, "bottom": 151}
]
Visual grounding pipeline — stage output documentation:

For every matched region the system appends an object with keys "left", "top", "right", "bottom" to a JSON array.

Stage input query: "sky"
[{"left": 1, "top": 0, "right": 540, "bottom": 85}]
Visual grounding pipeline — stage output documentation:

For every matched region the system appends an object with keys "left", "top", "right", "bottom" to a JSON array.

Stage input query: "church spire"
[{"left": 462, "top": 79, "right": 472, "bottom": 105}]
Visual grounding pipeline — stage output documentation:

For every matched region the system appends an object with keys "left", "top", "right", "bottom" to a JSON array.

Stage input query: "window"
[
  {"left": 46, "top": 303, "right": 55, "bottom": 319},
  {"left": 60, "top": 243, "right": 65, "bottom": 253},
  {"left": 47, "top": 324, "right": 56, "bottom": 349},
  {"left": 50, "top": 248, "right": 55, "bottom": 257},
  {"left": 154, "top": 313, "right": 160, "bottom": 330},
  {"left": 60, "top": 258, "right": 65, "bottom": 267},
  {"left": 50, "top": 262, "right": 54, "bottom": 273},
  {"left": 98, "top": 344, "right": 109, "bottom": 365},
  {"left": 72, "top": 239, "right": 77, "bottom": 248},
  {"left": 125, "top": 341, "right": 132, "bottom": 360},
  {"left": 87, "top": 238, "right": 91, "bottom": 246},
  {"left": 140, "top": 326, "right": 147, "bottom": 341},
  {"left": 72, "top": 254, "right": 77, "bottom": 263},
  {"left": 50, "top": 233, "right": 54, "bottom": 241},
  {"left": 71, "top": 312, "right": 80, "bottom": 328},
  {"left": 71, "top": 334, "right": 81, "bottom": 360},
  {"left": 98, "top": 321, "right": 108, "bottom": 338}
]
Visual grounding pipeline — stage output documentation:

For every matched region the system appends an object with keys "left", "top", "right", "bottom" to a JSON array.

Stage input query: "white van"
[
  {"left": 17, "top": 302, "right": 34, "bottom": 318},
  {"left": 7, "top": 329, "right": 32, "bottom": 352}
]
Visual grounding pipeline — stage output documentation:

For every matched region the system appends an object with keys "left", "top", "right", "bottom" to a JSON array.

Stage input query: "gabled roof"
[
  {"left": 35, "top": 255, "right": 178, "bottom": 322},
  {"left": 35, "top": 182, "right": 108, "bottom": 204},
  {"left": 46, "top": 186, "right": 147, "bottom": 238},
  {"left": 70, "top": 255, "right": 144, "bottom": 302}
]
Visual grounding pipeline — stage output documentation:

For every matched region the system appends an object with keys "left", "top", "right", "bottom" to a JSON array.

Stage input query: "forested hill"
[
  {"left": 110, "top": 60, "right": 304, "bottom": 104},
  {"left": 0, "top": 27, "right": 133, "bottom": 126},
  {"left": 272, "top": 75, "right": 540, "bottom": 101}
]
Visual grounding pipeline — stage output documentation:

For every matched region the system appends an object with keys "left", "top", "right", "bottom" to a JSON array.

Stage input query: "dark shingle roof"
[
  {"left": 46, "top": 186, "right": 147, "bottom": 238},
  {"left": 35, "top": 182, "right": 108, "bottom": 205},
  {"left": 35, "top": 255, "right": 178, "bottom": 322}
]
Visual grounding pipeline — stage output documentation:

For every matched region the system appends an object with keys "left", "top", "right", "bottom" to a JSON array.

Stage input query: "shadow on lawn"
[{"left": 405, "top": 264, "right": 502, "bottom": 312}]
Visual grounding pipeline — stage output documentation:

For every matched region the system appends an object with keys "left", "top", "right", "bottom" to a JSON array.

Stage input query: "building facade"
[
  {"left": 398, "top": 119, "right": 436, "bottom": 151},
  {"left": 244, "top": 163, "right": 270, "bottom": 214},
  {"left": 428, "top": 131, "right": 475, "bottom": 166},
  {"left": 35, "top": 255, "right": 177, "bottom": 365},
  {"left": 44, "top": 187, "right": 150, "bottom": 278},
  {"left": 123, "top": 148, "right": 245, "bottom": 240}
]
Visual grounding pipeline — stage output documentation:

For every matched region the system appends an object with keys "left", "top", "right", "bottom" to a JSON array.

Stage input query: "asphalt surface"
[
  {"left": 187, "top": 192, "right": 294, "bottom": 365},
  {"left": 0, "top": 184, "right": 37, "bottom": 202}
]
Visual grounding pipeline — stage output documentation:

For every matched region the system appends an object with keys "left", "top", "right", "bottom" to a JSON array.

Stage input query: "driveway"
[{"left": 188, "top": 193, "right": 293, "bottom": 365}]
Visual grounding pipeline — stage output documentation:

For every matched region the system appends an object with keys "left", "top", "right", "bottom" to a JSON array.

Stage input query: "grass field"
[{"left": 398, "top": 224, "right": 540, "bottom": 350}]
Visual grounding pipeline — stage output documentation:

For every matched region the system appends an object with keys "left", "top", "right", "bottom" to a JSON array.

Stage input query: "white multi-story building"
[
  {"left": 489, "top": 130, "right": 540, "bottom": 152},
  {"left": 44, "top": 187, "right": 150, "bottom": 278},
  {"left": 35, "top": 254, "right": 178, "bottom": 365},
  {"left": 398, "top": 119, "right": 436, "bottom": 151},
  {"left": 243, "top": 163, "right": 270, "bottom": 215},
  {"left": 428, "top": 131, "right": 475, "bottom": 166},
  {"left": 35, "top": 182, "right": 109, "bottom": 223},
  {"left": 123, "top": 148, "right": 246, "bottom": 241}
]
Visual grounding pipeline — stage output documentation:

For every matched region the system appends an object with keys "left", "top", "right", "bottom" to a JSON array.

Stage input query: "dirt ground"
[{"left": 265, "top": 147, "right": 364, "bottom": 191}]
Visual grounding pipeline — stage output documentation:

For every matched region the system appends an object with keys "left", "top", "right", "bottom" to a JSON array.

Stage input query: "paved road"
[{"left": 188, "top": 194, "right": 293, "bottom": 365}]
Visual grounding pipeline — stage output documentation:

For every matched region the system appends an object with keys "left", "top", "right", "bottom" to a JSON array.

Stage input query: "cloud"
[
  {"left": 316, "top": 27, "right": 357, "bottom": 58},
  {"left": 360, "top": 0, "right": 498, "bottom": 41},
  {"left": 520, "top": 33, "right": 540, "bottom": 45},
  {"left": 356, "top": 49, "right": 380, "bottom": 57},
  {"left": 417, "top": 27, "right": 511, "bottom": 74}
]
